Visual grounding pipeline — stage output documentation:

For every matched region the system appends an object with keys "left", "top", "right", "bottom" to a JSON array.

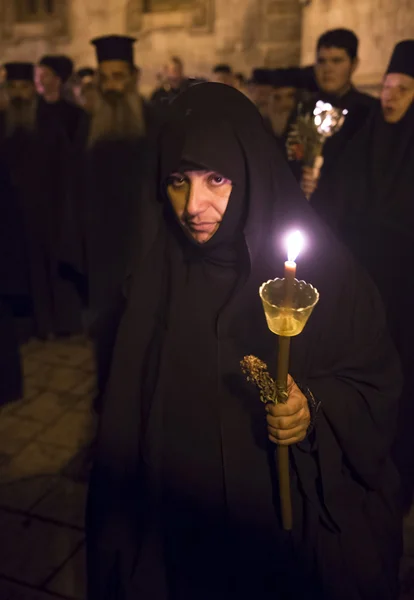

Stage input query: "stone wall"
[
  {"left": 0, "top": 0, "right": 304, "bottom": 95},
  {"left": 301, "top": 0, "right": 414, "bottom": 92}
]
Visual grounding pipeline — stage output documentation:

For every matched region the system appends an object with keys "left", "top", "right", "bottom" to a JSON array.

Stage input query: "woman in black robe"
[
  {"left": 311, "top": 40, "right": 414, "bottom": 511},
  {"left": 86, "top": 83, "right": 402, "bottom": 600}
]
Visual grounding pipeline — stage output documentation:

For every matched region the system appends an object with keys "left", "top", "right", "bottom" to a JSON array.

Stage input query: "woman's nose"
[{"left": 186, "top": 180, "right": 206, "bottom": 216}]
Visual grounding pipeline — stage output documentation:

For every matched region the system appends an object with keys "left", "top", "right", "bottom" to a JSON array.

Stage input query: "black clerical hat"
[
  {"left": 39, "top": 55, "right": 74, "bottom": 83},
  {"left": 91, "top": 35, "right": 136, "bottom": 65},
  {"left": 249, "top": 68, "right": 273, "bottom": 86},
  {"left": 77, "top": 67, "right": 95, "bottom": 79},
  {"left": 271, "top": 67, "right": 301, "bottom": 89},
  {"left": 386, "top": 40, "right": 414, "bottom": 78},
  {"left": 299, "top": 65, "right": 319, "bottom": 93},
  {"left": 212, "top": 63, "right": 232, "bottom": 75},
  {"left": 4, "top": 62, "right": 34, "bottom": 82}
]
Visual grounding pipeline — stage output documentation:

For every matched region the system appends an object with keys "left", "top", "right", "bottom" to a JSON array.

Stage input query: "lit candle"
[{"left": 284, "top": 231, "right": 303, "bottom": 308}]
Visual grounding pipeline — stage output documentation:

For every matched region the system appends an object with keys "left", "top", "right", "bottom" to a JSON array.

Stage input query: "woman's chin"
[{"left": 192, "top": 230, "right": 221, "bottom": 244}]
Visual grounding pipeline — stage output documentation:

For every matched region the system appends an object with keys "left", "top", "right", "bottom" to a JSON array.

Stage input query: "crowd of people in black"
[{"left": 1, "top": 24, "right": 414, "bottom": 600}]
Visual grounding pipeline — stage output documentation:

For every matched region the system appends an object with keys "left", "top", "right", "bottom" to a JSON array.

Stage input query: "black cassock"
[
  {"left": 63, "top": 124, "right": 152, "bottom": 401},
  {"left": 0, "top": 113, "right": 82, "bottom": 338},
  {"left": 37, "top": 96, "right": 86, "bottom": 144},
  {"left": 87, "top": 84, "right": 402, "bottom": 600},
  {"left": 0, "top": 159, "right": 23, "bottom": 404},
  {"left": 312, "top": 102, "right": 414, "bottom": 510}
]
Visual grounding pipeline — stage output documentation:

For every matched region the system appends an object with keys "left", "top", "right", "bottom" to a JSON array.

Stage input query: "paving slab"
[
  {"left": 0, "top": 577, "right": 62, "bottom": 599},
  {"left": 46, "top": 544, "right": 86, "bottom": 600},
  {"left": 0, "top": 476, "right": 58, "bottom": 512},
  {"left": 32, "top": 479, "right": 87, "bottom": 529},
  {"left": 0, "top": 416, "right": 45, "bottom": 457},
  {"left": 0, "top": 442, "right": 75, "bottom": 484},
  {"left": 0, "top": 510, "right": 83, "bottom": 587},
  {"left": 12, "top": 392, "right": 72, "bottom": 425},
  {"left": 39, "top": 411, "right": 95, "bottom": 452}
]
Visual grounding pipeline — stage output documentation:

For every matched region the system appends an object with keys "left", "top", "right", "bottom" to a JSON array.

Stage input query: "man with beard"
[
  {"left": 64, "top": 35, "right": 151, "bottom": 410},
  {"left": 0, "top": 62, "right": 82, "bottom": 339},
  {"left": 290, "top": 29, "right": 378, "bottom": 198},
  {"left": 312, "top": 40, "right": 414, "bottom": 511},
  {"left": 36, "top": 55, "right": 85, "bottom": 143}
]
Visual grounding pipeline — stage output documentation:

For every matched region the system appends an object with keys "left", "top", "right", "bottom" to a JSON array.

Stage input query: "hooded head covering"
[
  {"left": 87, "top": 83, "right": 402, "bottom": 600},
  {"left": 91, "top": 35, "right": 136, "bottom": 65},
  {"left": 386, "top": 39, "right": 414, "bottom": 78},
  {"left": 4, "top": 62, "right": 34, "bottom": 82},
  {"left": 39, "top": 55, "right": 73, "bottom": 83}
]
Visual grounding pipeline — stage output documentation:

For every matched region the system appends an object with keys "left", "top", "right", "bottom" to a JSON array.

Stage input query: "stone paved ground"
[
  {"left": 0, "top": 337, "right": 95, "bottom": 600},
  {"left": 0, "top": 336, "right": 413, "bottom": 599}
]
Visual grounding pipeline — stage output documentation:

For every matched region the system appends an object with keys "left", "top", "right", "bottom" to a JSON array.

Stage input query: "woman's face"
[{"left": 167, "top": 170, "right": 233, "bottom": 244}]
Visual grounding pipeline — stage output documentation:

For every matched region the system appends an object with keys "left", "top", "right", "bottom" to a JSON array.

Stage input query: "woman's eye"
[
  {"left": 168, "top": 175, "right": 186, "bottom": 188},
  {"left": 209, "top": 174, "right": 227, "bottom": 186}
]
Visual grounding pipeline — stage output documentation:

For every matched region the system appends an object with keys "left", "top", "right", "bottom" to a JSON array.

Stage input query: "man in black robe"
[
  {"left": 290, "top": 29, "right": 378, "bottom": 197},
  {"left": 150, "top": 56, "right": 191, "bottom": 118},
  {"left": 312, "top": 39, "right": 414, "bottom": 511},
  {"left": 64, "top": 35, "right": 152, "bottom": 408},
  {"left": 265, "top": 68, "right": 300, "bottom": 151},
  {"left": 247, "top": 68, "right": 274, "bottom": 118},
  {"left": 72, "top": 67, "right": 98, "bottom": 115},
  {"left": 36, "top": 55, "right": 85, "bottom": 143},
  {"left": 86, "top": 84, "right": 402, "bottom": 600},
  {"left": 0, "top": 157, "right": 23, "bottom": 405},
  {"left": 0, "top": 62, "right": 82, "bottom": 339}
]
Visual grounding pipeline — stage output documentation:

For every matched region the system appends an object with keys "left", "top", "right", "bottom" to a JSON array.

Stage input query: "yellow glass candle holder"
[{"left": 259, "top": 278, "right": 319, "bottom": 337}]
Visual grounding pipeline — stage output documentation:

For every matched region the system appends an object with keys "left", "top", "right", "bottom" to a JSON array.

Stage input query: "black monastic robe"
[
  {"left": 312, "top": 102, "right": 414, "bottom": 509},
  {"left": 0, "top": 111, "right": 83, "bottom": 338},
  {"left": 0, "top": 159, "right": 23, "bottom": 404},
  {"left": 87, "top": 84, "right": 402, "bottom": 600}
]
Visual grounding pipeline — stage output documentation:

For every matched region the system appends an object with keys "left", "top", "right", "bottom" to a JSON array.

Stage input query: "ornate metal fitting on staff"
[
  {"left": 275, "top": 382, "right": 289, "bottom": 405},
  {"left": 241, "top": 355, "right": 278, "bottom": 405}
]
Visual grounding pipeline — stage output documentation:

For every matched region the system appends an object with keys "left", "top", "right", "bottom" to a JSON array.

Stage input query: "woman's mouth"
[{"left": 186, "top": 222, "right": 217, "bottom": 233}]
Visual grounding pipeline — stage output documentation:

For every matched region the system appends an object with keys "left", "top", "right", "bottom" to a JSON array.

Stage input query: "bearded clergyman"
[{"left": 63, "top": 35, "right": 152, "bottom": 410}]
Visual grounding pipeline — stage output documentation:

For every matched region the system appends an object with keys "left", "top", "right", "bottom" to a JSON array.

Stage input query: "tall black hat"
[
  {"left": 299, "top": 65, "right": 319, "bottom": 93},
  {"left": 271, "top": 67, "right": 301, "bottom": 89},
  {"left": 4, "top": 62, "right": 34, "bottom": 82},
  {"left": 386, "top": 40, "right": 414, "bottom": 78},
  {"left": 91, "top": 35, "right": 136, "bottom": 65},
  {"left": 39, "top": 55, "right": 74, "bottom": 83},
  {"left": 250, "top": 68, "right": 273, "bottom": 86}
]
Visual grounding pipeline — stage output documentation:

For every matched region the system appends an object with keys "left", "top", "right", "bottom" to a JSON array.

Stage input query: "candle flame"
[{"left": 286, "top": 230, "right": 303, "bottom": 262}]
